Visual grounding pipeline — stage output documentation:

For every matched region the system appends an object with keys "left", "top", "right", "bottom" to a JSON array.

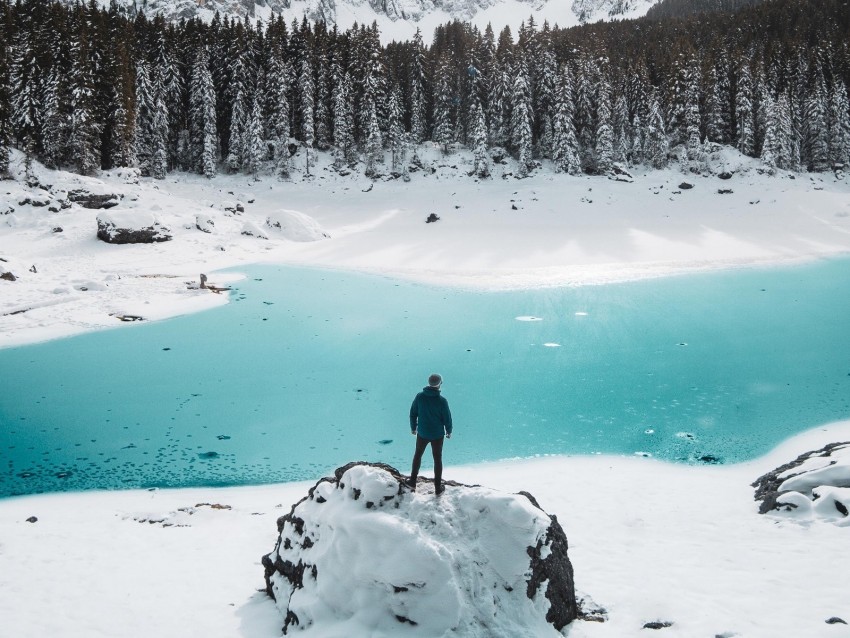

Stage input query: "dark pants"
[{"left": 410, "top": 435, "right": 444, "bottom": 489}]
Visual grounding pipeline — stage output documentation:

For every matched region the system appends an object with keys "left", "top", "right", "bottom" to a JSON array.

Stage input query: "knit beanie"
[{"left": 428, "top": 373, "right": 442, "bottom": 388}]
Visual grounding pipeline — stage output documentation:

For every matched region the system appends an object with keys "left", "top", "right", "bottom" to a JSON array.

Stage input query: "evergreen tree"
[
  {"left": 510, "top": 58, "right": 532, "bottom": 176},
  {"left": 151, "top": 87, "right": 168, "bottom": 178},
  {"left": 0, "top": 33, "right": 9, "bottom": 177},
  {"left": 387, "top": 84, "right": 405, "bottom": 172},
  {"left": 409, "top": 28, "right": 427, "bottom": 145},
  {"left": 828, "top": 80, "right": 850, "bottom": 169},
  {"left": 266, "top": 53, "right": 291, "bottom": 178},
  {"left": 432, "top": 57, "right": 454, "bottom": 153},
  {"left": 10, "top": 28, "right": 42, "bottom": 161},
  {"left": 315, "top": 49, "right": 331, "bottom": 151},
  {"left": 364, "top": 97, "right": 382, "bottom": 177},
  {"left": 574, "top": 57, "right": 595, "bottom": 171},
  {"left": 805, "top": 71, "right": 830, "bottom": 172},
  {"left": 760, "top": 92, "right": 779, "bottom": 172},
  {"left": 595, "top": 74, "right": 614, "bottom": 174},
  {"left": 735, "top": 60, "right": 755, "bottom": 157},
  {"left": 68, "top": 32, "right": 101, "bottom": 175},
  {"left": 189, "top": 45, "right": 217, "bottom": 178},
  {"left": 645, "top": 89, "right": 669, "bottom": 169},
  {"left": 133, "top": 61, "right": 154, "bottom": 175},
  {"left": 299, "top": 54, "right": 315, "bottom": 175},
  {"left": 487, "top": 62, "right": 509, "bottom": 148},
  {"left": 552, "top": 64, "right": 581, "bottom": 175},
  {"left": 775, "top": 92, "right": 800, "bottom": 171},
  {"left": 40, "top": 70, "right": 66, "bottom": 169},
  {"left": 469, "top": 97, "right": 489, "bottom": 178},
  {"left": 244, "top": 93, "right": 264, "bottom": 175},
  {"left": 332, "top": 69, "right": 355, "bottom": 170},
  {"left": 225, "top": 85, "right": 246, "bottom": 172},
  {"left": 613, "top": 90, "right": 629, "bottom": 164}
]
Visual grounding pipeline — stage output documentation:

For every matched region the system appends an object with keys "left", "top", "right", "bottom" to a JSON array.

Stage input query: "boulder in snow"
[
  {"left": 68, "top": 189, "right": 120, "bottom": 209},
  {"left": 752, "top": 441, "right": 850, "bottom": 524},
  {"left": 96, "top": 211, "right": 172, "bottom": 244},
  {"left": 195, "top": 214, "right": 215, "bottom": 234},
  {"left": 265, "top": 209, "right": 330, "bottom": 242},
  {"left": 262, "top": 461, "right": 577, "bottom": 636},
  {"left": 241, "top": 221, "right": 268, "bottom": 240}
]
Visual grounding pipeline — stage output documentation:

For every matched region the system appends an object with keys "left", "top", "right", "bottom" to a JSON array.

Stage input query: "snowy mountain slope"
[{"left": 89, "top": 0, "right": 657, "bottom": 42}]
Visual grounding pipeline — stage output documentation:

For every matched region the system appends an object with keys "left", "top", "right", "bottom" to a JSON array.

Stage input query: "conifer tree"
[
  {"left": 487, "top": 63, "right": 509, "bottom": 148},
  {"left": 552, "top": 64, "right": 581, "bottom": 175},
  {"left": 760, "top": 92, "right": 779, "bottom": 172},
  {"left": 470, "top": 97, "right": 489, "bottom": 178},
  {"left": 805, "top": 72, "right": 830, "bottom": 172},
  {"left": 735, "top": 61, "right": 755, "bottom": 157},
  {"left": 510, "top": 58, "right": 532, "bottom": 176},
  {"left": 151, "top": 88, "right": 169, "bottom": 178},
  {"left": 332, "top": 69, "right": 355, "bottom": 170},
  {"left": 409, "top": 28, "right": 427, "bottom": 145},
  {"left": 190, "top": 45, "right": 218, "bottom": 178},
  {"left": 134, "top": 61, "right": 154, "bottom": 175},
  {"left": 387, "top": 84, "right": 405, "bottom": 172},
  {"left": 68, "top": 33, "right": 102, "bottom": 175},
  {"left": 299, "top": 54, "right": 315, "bottom": 175},
  {"left": 595, "top": 74, "right": 614, "bottom": 174},
  {"left": 432, "top": 58, "right": 454, "bottom": 153},
  {"left": 574, "top": 57, "right": 596, "bottom": 171},
  {"left": 364, "top": 97, "right": 382, "bottom": 177},
  {"left": 828, "top": 80, "right": 850, "bottom": 169},
  {"left": 266, "top": 53, "right": 291, "bottom": 178},
  {"left": 645, "top": 89, "right": 669, "bottom": 169},
  {"left": 226, "top": 86, "right": 246, "bottom": 172},
  {"left": 40, "top": 71, "right": 66, "bottom": 169},
  {"left": 10, "top": 28, "right": 42, "bottom": 162},
  {"left": 0, "top": 36, "right": 9, "bottom": 177},
  {"left": 244, "top": 93, "right": 264, "bottom": 175},
  {"left": 315, "top": 50, "right": 331, "bottom": 151},
  {"left": 775, "top": 92, "right": 799, "bottom": 171},
  {"left": 613, "top": 91, "right": 629, "bottom": 164}
]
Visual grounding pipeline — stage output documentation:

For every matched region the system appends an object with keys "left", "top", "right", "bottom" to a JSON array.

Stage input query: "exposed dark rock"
[
  {"left": 1, "top": 271, "right": 16, "bottom": 281},
  {"left": 717, "top": 188, "right": 734, "bottom": 194},
  {"left": 752, "top": 441, "right": 850, "bottom": 514},
  {"left": 718, "top": 171, "right": 734, "bottom": 180},
  {"left": 425, "top": 213, "right": 440, "bottom": 223},
  {"left": 52, "top": 226, "right": 63, "bottom": 233},
  {"left": 826, "top": 617, "right": 848, "bottom": 625},
  {"left": 97, "top": 213, "right": 172, "bottom": 244},
  {"left": 26, "top": 516, "right": 38, "bottom": 523},
  {"left": 68, "top": 189, "right": 120, "bottom": 209},
  {"left": 643, "top": 620, "right": 674, "bottom": 629},
  {"left": 679, "top": 182, "right": 694, "bottom": 189}
]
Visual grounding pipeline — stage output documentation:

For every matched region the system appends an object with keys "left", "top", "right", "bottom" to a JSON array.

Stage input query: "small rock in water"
[
  {"left": 198, "top": 451, "right": 220, "bottom": 460},
  {"left": 377, "top": 439, "right": 393, "bottom": 445},
  {"left": 217, "top": 435, "right": 231, "bottom": 440}
]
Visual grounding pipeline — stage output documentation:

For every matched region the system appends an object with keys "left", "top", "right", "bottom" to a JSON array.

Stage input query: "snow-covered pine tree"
[
  {"left": 387, "top": 84, "right": 405, "bottom": 172},
  {"left": 332, "top": 68, "right": 355, "bottom": 170},
  {"left": 510, "top": 57, "right": 533, "bottom": 177},
  {"left": 684, "top": 58, "right": 702, "bottom": 167},
  {"left": 535, "top": 36, "right": 557, "bottom": 159},
  {"left": 299, "top": 54, "right": 315, "bottom": 175},
  {"left": 552, "top": 64, "right": 581, "bottom": 175},
  {"left": 244, "top": 93, "right": 265, "bottom": 175},
  {"left": 266, "top": 53, "right": 291, "bottom": 178},
  {"left": 432, "top": 57, "right": 454, "bottom": 153},
  {"left": 315, "top": 49, "right": 331, "bottom": 151},
  {"left": 470, "top": 97, "right": 489, "bottom": 178},
  {"left": 40, "top": 70, "right": 66, "bottom": 169},
  {"left": 828, "top": 80, "right": 850, "bottom": 169},
  {"left": 151, "top": 88, "right": 169, "bottom": 179},
  {"left": 735, "top": 60, "right": 755, "bottom": 157},
  {"left": 487, "top": 62, "right": 509, "bottom": 148},
  {"left": 704, "top": 62, "right": 726, "bottom": 144},
  {"left": 760, "top": 92, "right": 779, "bottom": 172},
  {"left": 0, "top": 35, "right": 8, "bottom": 177},
  {"left": 189, "top": 45, "right": 218, "bottom": 178},
  {"left": 226, "top": 86, "right": 247, "bottom": 172},
  {"left": 595, "top": 72, "right": 614, "bottom": 174},
  {"left": 364, "top": 97, "right": 382, "bottom": 177},
  {"left": 134, "top": 61, "right": 154, "bottom": 175},
  {"left": 409, "top": 28, "right": 427, "bottom": 145},
  {"left": 574, "top": 56, "right": 596, "bottom": 172},
  {"left": 10, "top": 28, "right": 43, "bottom": 163},
  {"left": 804, "top": 70, "right": 830, "bottom": 172},
  {"left": 775, "top": 91, "right": 799, "bottom": 172},
  {"left": 645, "top": 89, "right": 669, "bottom": 169},
  {"left": 613, "top": 90, "right": 629, "bottom": 164},
  {"left": 68, "top": 32, "right": 102, "bottom": 176},
  {"left": 108, "top": 83, "right": 133, "bottom": 168}
]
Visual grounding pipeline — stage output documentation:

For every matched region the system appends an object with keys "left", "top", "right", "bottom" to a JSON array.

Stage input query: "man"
[{"left": 407, "top": 373, "right": 453, "bottom": 495}]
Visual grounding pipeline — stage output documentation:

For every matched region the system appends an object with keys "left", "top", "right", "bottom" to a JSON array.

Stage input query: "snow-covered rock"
[
  {"left": 752, "top": 441, "right": 850, "bottom": 525},
  {"left": 265, "top": 209, "right": 330, "bottom": 242},
  {"left": 240, "top": 221, "right": 268, "bottom": 240},
  {"left": 96, "top": 211, "right": 172, "bottom": 244},
  {"left": 69, "top": 189, "right": 120, "bottom": 210},
  {"left": 262, "top": 461, "right": 577, "bottom": 636}
]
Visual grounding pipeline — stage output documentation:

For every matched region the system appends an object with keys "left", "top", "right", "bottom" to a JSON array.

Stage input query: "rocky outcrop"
[
  {"left": 68, "top": 189, "right": 120, "bottom": 209},
  {"left": 262, "top": 461, "right": 577, "bottom": 636},
  {"left": 752, "top": 441, "right": 850, "bottom": 524},
  {"left": 96, "top": 211, "right": 172, "bottom": 244}
]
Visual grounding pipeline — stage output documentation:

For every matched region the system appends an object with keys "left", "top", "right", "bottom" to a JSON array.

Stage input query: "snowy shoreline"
[{"left": 3, "top": 146, "right": 850, "bottom": 349}]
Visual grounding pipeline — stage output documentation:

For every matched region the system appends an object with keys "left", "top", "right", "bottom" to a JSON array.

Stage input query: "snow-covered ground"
[{"left": 2, "top": 147, "right": 850, "bottom": 636}]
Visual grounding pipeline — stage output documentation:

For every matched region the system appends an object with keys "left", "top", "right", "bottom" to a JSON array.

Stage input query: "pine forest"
[{"left": 1, "top": 0, "right": 849, "bottom": 181}]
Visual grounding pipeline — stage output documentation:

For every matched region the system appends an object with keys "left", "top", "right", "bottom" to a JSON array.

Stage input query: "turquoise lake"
[{"left": 2, "top": 259, "right": 850, "bottom": 498}]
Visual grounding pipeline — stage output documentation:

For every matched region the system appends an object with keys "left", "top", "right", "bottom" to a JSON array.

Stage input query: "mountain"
[{"left": 93, "top": 0, "right": 658, "bottom": 42}]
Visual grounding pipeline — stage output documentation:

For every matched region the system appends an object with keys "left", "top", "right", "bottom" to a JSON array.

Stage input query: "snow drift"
[
  {"left": 752, "top": 441, "right": 850, "bottom": 525},
  {"left": 265, "top": 209, "right": 330, "bottom": 242},
  {"left": 262, "top": 462, "right": 577, "bottom": 637}
]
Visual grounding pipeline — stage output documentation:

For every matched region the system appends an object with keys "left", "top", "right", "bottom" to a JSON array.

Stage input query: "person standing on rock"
[{"left": 406, "top": 373, "right": 453, "bottom": 495}]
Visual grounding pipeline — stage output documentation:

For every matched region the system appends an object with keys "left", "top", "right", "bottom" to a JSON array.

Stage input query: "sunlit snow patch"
[{"left": 266, "top": 209, "right": 330, "bottom": 242}]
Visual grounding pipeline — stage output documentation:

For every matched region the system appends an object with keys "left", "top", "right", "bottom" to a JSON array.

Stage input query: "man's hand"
[
  {"left": 411, "top": 429, "right": 417, "bottom": 436},
  {"left": 446, "top": 433, "right": 452, "bottom": 439}
]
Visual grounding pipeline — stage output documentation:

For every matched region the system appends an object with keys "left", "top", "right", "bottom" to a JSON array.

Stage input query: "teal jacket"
[{"left": 410, "top": 387, "right": 453, "bottom": 440}]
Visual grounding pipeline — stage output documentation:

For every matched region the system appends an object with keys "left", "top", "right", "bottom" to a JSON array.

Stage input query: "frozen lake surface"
[{"left": 2, "top": 259, "right": 849, "bottom": 497}]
